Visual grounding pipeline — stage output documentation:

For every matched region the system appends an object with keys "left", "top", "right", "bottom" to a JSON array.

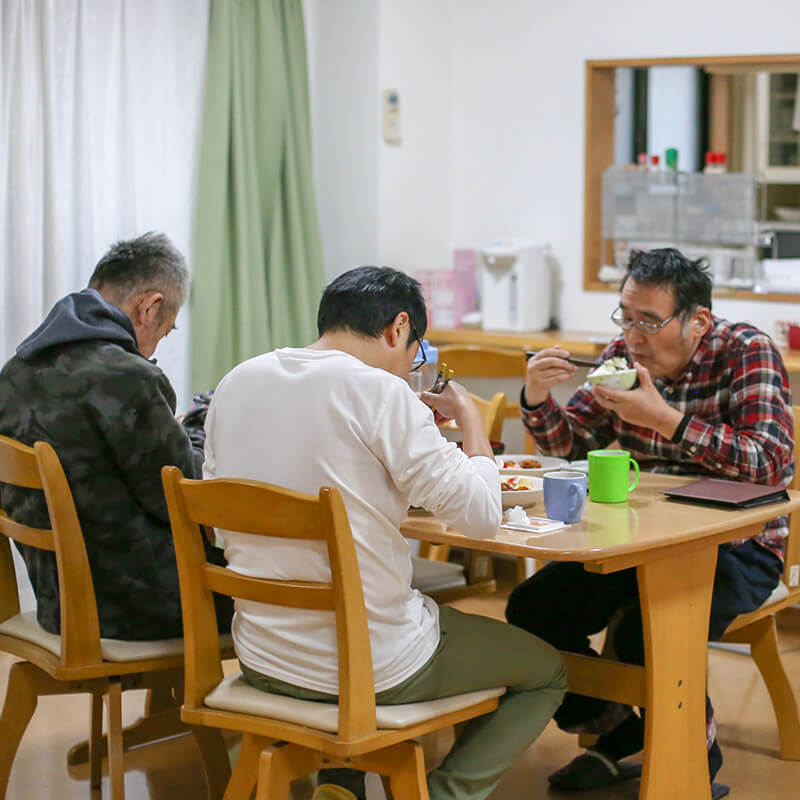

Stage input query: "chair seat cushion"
[
  {"left": 0, "top": 611, "right": 233, "bottom": 662},
  {"left": 204, "top": 673, "right": 505, "bottom": 732},
  {"left": 410, "top": 556, "right": 466, "bottom": 592},
  {"left": 759, "top": 580, "right": 790, "bottom": 609}
]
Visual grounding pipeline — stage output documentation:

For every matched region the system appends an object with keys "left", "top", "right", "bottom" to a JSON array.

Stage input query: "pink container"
[{"left": 416, "top": 250, "right": 478, "bottom": 329}]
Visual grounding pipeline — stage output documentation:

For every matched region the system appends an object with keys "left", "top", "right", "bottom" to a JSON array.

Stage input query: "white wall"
[
  {"left": 376, "top": 0, "right": 453, "bottom": 271},
  {"left": 306, "top": 0, "right": 454, "bottom": 278},
  {"left": 307, "top": 0, "right": 800, "bottom": 341},
  {"left": 448, "top": 0, "right": 800, "bottom": 337}
]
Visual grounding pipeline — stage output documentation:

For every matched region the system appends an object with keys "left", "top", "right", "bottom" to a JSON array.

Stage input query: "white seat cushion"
[
  {"left": 0, "top": 611, "right": 232, "bottom": 662},
  {"left": 758, "top": 580, "right": 790, "bottom": 609},
  {"left": 204, "top": 673, "right": 505, "bottom": 732},
  {"left": 410, "top": 556, "right": 466, "bottom": 592}
]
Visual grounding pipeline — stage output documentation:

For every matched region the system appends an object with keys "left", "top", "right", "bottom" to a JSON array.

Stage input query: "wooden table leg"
[{"left": 637, "top": 546, "right": 717, "bottom": 800}]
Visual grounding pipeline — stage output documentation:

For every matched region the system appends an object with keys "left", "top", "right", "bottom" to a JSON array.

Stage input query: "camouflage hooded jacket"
[{"left": 0, "top": 289, "right": 202, "bottom": 640}]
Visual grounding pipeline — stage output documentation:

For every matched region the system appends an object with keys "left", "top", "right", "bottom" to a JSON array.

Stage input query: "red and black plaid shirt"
[{"left": 521, "top": 317, "right": 794, "bottom": 561}]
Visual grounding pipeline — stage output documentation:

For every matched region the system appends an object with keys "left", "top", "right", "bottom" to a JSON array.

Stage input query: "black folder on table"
[{"left": 662, "top": 478, "right": 789, "bottom": 509}]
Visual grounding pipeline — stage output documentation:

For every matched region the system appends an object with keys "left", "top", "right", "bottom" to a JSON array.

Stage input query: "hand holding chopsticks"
[{"left": 524, "top": 346, "right": 596, "bottom": 407}]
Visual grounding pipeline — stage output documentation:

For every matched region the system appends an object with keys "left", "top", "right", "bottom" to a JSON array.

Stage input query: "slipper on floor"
[{"left": 548, "top": 750, "right": 643, "bottom": 790}]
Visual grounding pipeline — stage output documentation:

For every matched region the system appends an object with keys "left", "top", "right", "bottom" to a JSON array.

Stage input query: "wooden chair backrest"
[
  {"left": 437, "top": 345, "right": 527, "bottom": 378},
  {"left": 0, "top": 435, "right": 103, "bottom": 666},
  {"left": 785, "top": 405, "right": 800, "bottom": 578},
  {"left": 437, "top": 345, "right": 530, "bottom": 447},
  {"left": 161, "top": 467, "right": 375, "bottom": 740},
  {"left": 469, "top": 392, "right": 507, "bottom": 442}
]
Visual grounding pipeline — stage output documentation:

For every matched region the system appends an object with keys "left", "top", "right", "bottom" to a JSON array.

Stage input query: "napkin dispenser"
[{"left": 479, "top": 240, "right": 551, "bottom": 331}]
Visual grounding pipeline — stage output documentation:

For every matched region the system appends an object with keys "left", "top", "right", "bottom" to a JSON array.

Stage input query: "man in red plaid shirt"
[{"left": 506, "top": 248, "right": 793, "bottom": 800}]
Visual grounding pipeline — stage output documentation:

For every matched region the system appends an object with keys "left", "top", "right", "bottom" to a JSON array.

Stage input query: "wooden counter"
[
  {"left": 427, "top": 327, "right": 800, "bottom": 373},
  {"left": 425, "top": 327, "right": 610, "bottom": 356},
  {"left": 781, "top": 350, "right": 800, "bottom": 373}
]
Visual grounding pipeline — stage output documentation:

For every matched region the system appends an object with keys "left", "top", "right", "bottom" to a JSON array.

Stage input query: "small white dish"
[
  {"left": 774, "top": 206, "right": 800, "bottom": 222},
  {"left": 496, "top": 454, "right": 568, "bottom": 477},
  {"left": 586, "top": 367, "right": 637, "bottom": 390},
  {"left": 501, "top": 476, "right": 544, "bottom": 509}
]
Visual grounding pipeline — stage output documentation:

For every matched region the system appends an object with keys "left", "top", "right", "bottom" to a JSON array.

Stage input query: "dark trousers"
[{"left": 505, "top": 540, "right": 782, "bottom": 732}]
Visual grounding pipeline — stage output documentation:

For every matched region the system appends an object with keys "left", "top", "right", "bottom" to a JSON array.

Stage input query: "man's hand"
[
  {"left": 420, "top": 380, "right": 478, "bottom": 428},
  {"left": 593, "top": 362, "right": 683, "bottom": 439},
  {"left": 524, "top": 347, "right": 577, "bottom": 407}
]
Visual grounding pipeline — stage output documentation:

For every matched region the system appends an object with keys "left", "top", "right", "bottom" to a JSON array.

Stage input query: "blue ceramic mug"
[{"left": 543, "top": 470, "right": 588, "bottom": 523}]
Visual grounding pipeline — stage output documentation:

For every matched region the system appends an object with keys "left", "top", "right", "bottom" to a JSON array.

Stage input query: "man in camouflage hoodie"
[{"left": 0, "top": 232, "right": 231, "bottom": 640}]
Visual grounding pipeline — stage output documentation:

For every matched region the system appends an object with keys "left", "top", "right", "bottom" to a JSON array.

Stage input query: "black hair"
[
  {"left": 621, "top": 248, "right": 712, "bottom": 314},
  {"left": 317, "top": 266, "right": 427, "bottom": 347},
  {"left": 88, "top": 231, "right": 189, "bottom": 313}
]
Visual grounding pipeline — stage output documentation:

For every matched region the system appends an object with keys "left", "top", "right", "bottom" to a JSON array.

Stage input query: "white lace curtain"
[
  {"left": 1, "top": 0, "right": 210, "bottom": 610},
  {"left": 0, "top": 0, "right": 209, "bottom": 409}
]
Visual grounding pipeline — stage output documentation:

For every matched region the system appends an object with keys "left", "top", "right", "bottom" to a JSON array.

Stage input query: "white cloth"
[
  {"left": 204, "top": 348, "right": 502, "bottom": 694},
  {"left": 1, "top": 0, "right": 208, "bottom": 611},
  {"left": 0, "top": 0, "right": 208, "bottom": 410}
]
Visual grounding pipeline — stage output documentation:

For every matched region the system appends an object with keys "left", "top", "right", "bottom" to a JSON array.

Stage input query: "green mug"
[{"left": 587, "top": 449, "right": 640, "bottom": 503}]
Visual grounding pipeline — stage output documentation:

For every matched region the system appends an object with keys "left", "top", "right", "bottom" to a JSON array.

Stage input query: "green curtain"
[{"left": 191, "top": 0, "right": 325, "bottom": 392}]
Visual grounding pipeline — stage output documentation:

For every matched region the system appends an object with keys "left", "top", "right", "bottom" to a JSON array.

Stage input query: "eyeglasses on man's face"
[
  {"left": 408, "top": 318, "right": 427, "bottom": 372},
  {"left": 610, "top": 306, "right": 677, "bottom": 336}
]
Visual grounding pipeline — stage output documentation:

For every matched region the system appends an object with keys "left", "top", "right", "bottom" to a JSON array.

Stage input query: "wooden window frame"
[{"left": 584, "top": 54, "right": 800, "bottom": 303}]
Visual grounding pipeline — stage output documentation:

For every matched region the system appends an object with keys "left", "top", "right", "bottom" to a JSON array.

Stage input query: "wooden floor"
[{"left": 3, "top": 586, "right": 800, "bottom": 799}]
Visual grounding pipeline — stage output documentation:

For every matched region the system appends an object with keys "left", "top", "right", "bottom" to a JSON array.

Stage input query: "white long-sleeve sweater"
[{"left": 204, "top": 347, "right": 502, "bottom": 693}]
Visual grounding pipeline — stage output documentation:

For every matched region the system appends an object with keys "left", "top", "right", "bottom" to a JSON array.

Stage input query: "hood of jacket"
[{"left": 16, "top": 289, "right": 139, "bottom": 361}]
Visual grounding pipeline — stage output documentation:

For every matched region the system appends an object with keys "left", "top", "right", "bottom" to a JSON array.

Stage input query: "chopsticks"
[
  {"left": 525, "top": 351, "right": 600, "bottom": 368},
  {"left": 428, "top": 363, "right": 454, "bottom": 394}
]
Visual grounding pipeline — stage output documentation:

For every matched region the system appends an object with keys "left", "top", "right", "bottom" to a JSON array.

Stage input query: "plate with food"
[
  {"left": 500, "top": 474, "right": 544, "bottom": 509},
  {"left": 496, "top": 454, "right": 567, "bottom": 476},
  {"left": 586, "top": 357, "right": 637, "bottom": 390}
]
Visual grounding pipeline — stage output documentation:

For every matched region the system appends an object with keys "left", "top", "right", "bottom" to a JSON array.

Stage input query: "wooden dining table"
[{"left": 401, "top": 472, "right": 800, "bottom": 800}]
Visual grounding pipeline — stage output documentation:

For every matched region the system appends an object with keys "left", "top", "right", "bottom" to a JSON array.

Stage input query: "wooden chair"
[
  {"left": 0, "top": 435, "right": 231, "bottom": 800},
  {"left": 717, "top": 403, "right": 800, "bottom": 760},
  {"left": 437, "top": 345, "right": 529, "bottom": 445},
  {"left": 438, "top": 390, "right": 507, "bottom": 443},
  {"left": 161, "top": 466, "right": 504, "bottom": 799},
  {"left": 468, "top": 391, "right": 507, "bottom": 443}
]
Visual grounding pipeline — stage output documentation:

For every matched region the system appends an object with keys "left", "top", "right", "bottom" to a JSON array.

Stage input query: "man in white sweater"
[{"left": 204, "top": 266, "right": 566, "bottom": 800}]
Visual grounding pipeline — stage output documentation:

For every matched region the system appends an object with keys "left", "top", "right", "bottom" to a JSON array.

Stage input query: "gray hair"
[{"left": 88, "top": 232, "right": 190, "bottom": 315}]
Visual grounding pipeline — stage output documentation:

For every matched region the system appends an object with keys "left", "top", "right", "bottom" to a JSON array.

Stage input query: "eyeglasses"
[
  {"left": 408, "top": 318, "right": 427, "bottom": 372},
  {"left": 610, "top": 306, "right": 676, "bottom": 335}
]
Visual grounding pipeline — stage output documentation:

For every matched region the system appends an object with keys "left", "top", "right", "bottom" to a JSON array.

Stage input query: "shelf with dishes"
[
  {"left": 583, "top": 55, "right": 800, "bottom": 303},
  {"left": 594, "top": 168, "right": 800, "bottom": 298}
]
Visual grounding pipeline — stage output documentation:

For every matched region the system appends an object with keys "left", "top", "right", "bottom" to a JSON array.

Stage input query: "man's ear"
[
  {"left": 138, "top": 292, "right": 164, "bottom": 326},
  {"left": 385, "top": 311, "right": 409, "bottom": 348},
  {"left": 691, "top": 307, "right": 711, "bottom": 338}
]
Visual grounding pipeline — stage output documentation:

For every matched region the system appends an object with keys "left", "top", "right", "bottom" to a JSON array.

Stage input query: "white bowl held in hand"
[{"left": 586, "top": 358, "right": 637, "bottom": 390}]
